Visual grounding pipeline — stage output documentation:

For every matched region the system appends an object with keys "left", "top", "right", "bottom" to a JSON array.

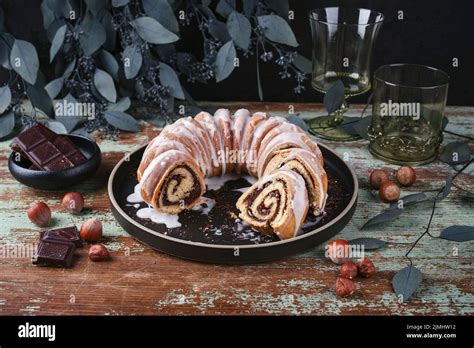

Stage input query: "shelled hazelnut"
[
  {"left": 336, "top": 277, "right": 356, "bottom": 296},
  {"left": 326, "top": 239, "right": 350, "bottom": 264},
  {"left": 358, "top": 258, "right": 376, "bottom": 278},
  {"left": 62, "top": 192, "right": 84, "bottom": 214},
  {"left": 27, "top": 202, "right": 52, "bottom": 227},
  {"left": 80, "top": 218, "right": 103, "bottom": 242},
  {"left": 89, "top": 244, "right": 110, "bottom": 261},
  {"left": 369, "top": 169, "right": 389, "bottom": 189},
  {"left": 379, "top": 182, "right": 400, "bottom": 203},
  {"left": 339, "top": 261, "right": 358, "bottom": 279},
  {"left": 396, "top": 166, "right": 417, "bottom": 187}
]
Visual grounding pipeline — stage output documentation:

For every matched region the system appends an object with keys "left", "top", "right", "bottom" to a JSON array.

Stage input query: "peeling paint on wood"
[{"left": 0, "top": 103, "right": 472, "bottom": 315}]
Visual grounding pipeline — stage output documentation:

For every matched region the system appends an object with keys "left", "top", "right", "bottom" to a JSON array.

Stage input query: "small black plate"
[
  {"left": 108, "top": 143, "right": 358, "bottom": 264},
  {"left": 8, "top": 135, "right": 101, "bottom": 190}
]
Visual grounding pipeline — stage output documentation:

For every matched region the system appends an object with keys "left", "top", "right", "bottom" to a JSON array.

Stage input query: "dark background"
[{"left": 1, "top": 0, "right": 473, "bottom": 105}]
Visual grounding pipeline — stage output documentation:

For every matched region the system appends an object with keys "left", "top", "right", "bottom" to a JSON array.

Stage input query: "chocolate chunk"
[
  {"left": 41, "top": 226, "right": 82, "bottom": 247},
  {"left": 11, "top": 123, "right": 87, "bottom": 172},
  {"left": 33, "top": 239, "right": 76, "bottom": 268}
]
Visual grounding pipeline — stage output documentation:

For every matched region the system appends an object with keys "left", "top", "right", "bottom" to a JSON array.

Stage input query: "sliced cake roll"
[
  {"left": 231, "top": 108, "right": 251, "bottom": 174},
  {"left": 263, "top": 148, "right": 328, "bottom": 216},
  {"left": 236, "top": 168, "right": 309, "bottom": 240},
  {"left": 139, "top": 149, "right": 205, "bottom": 214}
]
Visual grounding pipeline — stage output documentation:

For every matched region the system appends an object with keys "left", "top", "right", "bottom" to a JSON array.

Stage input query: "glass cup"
[
  {"left": 307, "top": 7, "right": 384, "bottom": 141},
  {"left": 368, "top": 64, "right": 450, "bottom": 165}
]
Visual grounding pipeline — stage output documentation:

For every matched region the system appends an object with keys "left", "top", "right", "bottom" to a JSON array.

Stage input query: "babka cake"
[{"left": 137, "top": 109, "right": 328, "bottom": 240}]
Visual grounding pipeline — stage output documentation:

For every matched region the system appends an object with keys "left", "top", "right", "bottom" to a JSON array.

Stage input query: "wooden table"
[{"left": 0, "top": 103, "right": 472, "bottom": 315}]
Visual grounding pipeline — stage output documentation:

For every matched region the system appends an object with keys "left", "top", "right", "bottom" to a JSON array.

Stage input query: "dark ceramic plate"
[
  {"left": 8, "top": 135, "right": 101, "bottom": 190},
  {"left": 108, "top": 143, "right": 358, "bottom": 264}
]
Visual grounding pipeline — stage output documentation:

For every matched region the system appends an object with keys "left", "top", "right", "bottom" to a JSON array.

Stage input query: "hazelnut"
[
  {"left": 62, "top": 192, "right": 84, "bottom": 214},
  {"left": 89, "top": 244, "right": 110, "bottom": 261},
  {"left": 27, "top": 202, "right": 52, "bottom": 227},
  {"left": 80, "top": 218, "right": 103, "bottom": 242},
  {"left": 358, "top": 258, "right": 376, "bottom": 278},
  {"left": 336, "top": 277, "right": 356, "bottom": 296},
  {"left": 379, "top": 182, "right": 400, "bottom": 203},
  {"left": 396, "top": 166, "right": 416, "bottom": 187},
  {"left": 339, "top": 261, "right": 358, "bottom": 279},
  {"left": 326, "top": 239, "right": 350, "bottom": 264},
  {"left": 369, "top": 169, "right": 389, "bottom": 189}
]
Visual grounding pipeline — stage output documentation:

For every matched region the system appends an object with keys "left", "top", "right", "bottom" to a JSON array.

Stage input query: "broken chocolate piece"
[
  {"left": 11, "top": 123, "right": 87, "bottom": 171},
  {"left": 33, "top": 239, "right": 76, "bottom": 268},
  {"left": 41, "top": 226, "right": 82, "bottom": 247}
]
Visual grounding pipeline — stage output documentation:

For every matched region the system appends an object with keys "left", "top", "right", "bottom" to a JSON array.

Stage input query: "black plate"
[
  {"left": 108, "top": 143, "right": 358, "bottom": 264},
  {"left": 8, "top": 135, "right": 101, "bottom": 190}
]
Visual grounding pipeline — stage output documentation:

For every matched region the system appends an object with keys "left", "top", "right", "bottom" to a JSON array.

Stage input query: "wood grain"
[{"left": 0, "top": 103, "right": 472, "bottom": 315}]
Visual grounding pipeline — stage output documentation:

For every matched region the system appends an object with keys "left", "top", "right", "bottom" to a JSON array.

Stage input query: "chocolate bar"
[
  {"left": 33, "top": 239, "right": 76, "bottom": 268},
  {"left": 11, "top": 124, "right": 87, "bottom": 171},
  {"left": 41, "top": 226, "right": 82, "bottom": 247}
]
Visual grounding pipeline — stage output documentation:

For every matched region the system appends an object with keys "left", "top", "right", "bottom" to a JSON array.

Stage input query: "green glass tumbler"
[{"left": 368, "top": 64, "right": 450, "bottom": 165}]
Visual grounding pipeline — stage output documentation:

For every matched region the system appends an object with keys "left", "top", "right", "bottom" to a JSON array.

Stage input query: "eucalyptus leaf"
[
  {"left": 99, "top": 49, "right": 119, "bottom": 81},
  {"left": 392, "top": 266, "right": 422, "bottom": 302},
  {"left": 353, "top": 115, "right": 372, "bottom": 140},
  {"left": 45, "top": 77, "right": 64, "bottom": 99},
  {"left": 348, "top": 237, "right": 386, "bottom": 250},
  {"left": 46, "top": 0, "right": 71, "bottom": 17},
  {"left": 439, "top": 225, "right": 474, "bottom": 242},
  {"left": 26, "top": 82, "right": 54, "bottom": 117},
  {"left": 107, "top": 97, "right": 131, "bottom": 112},
  {"left": 104, "top": 111, "right": 140, "bottom": 132},
  {"left": 287, "top": 114, "right": 309, "bottom": 132},
  {"left": 123, "top": 45, "right": 142, "bottom": 79},
  {"left": 293, "top": 54, "right": 312, "bottom": 74},
  {"left": 9, "top": 39, "right": 39, "bottom": 85},
  {"left": 227, "top": 11, "right": 251, "bottom": 50},
  {"left": 264, "top": 0, "right": 289, "bottom": 17},
  {"left": 388, "top": 192, "right": 428, "bottom": 210},
  {"left": 146, "top": 116, "right": 167, "bottom": 128},
  {"left": 45, "top": 120, "right": 68, "bottom": 134},
  {"left": 84, "top": 0, "right": 107, "bottom": 17},
  {"left": 63, "top": 58, "right": 76, "bottom": 79},
  {"left": 215, "top": 40, "right": 236, "bottom": 82},
  {"left": 442, "top": 116, "right": 449, "bottom": 130},
  {"left": 56, "top": 115, "right": 82, "bottom": 133},
  {"left": 439, "top": 142, "right": 471, "bottom": 165},
  {"left": 94, "top": 68, "right": 116, "bottom": 102},
  {"left": 243, "top": 0, "right": 257, "bottom": 16},
  {"left": 0, "top": 37, "right": 10, "bottom": 69},
  {"left": 72, "top": 127, "right": 95, "bottom": 141},
  {"left": 256, "top": 46, "right": 263, "bottom": 101},
  {"left": 159, "top": 63, "right": 184, "bottom": 99},
  {"left": 216, "top": 0, "right": 235, "bottom": 18},
  {"left": 323, "top": 80, "right": 345, "bottom": 114},
  {"left": 46, "top": 18, "right": 66, "bottom": 43},
  {"left": 142, "top": 0, "right": 179, "bottom": 34},
  {"left": 50, "top": 24, "right": 67, "bottom": 63},
  {"left": 133, "top": 17, "right": 179, "bottom": 44},
  {"left": 257, "top": 15, "right": 298, "bottom": 47},
  {"left": 436, "top": 173, "right": 453, "bottom": 201},
  {"left": 336, "top": 116, "right": 360, "bottom": 135},
  {"left": 208, "top": 19, "right": 231, "bottom": 43},
  {"left": 0, "top": 110, "right": 15, "bottom": 138},
  {"left": 101, "top": 10, "right": 116, "bottom": 51},
  {"left": 362, "top": 208, "right": 404, "bottom": 229},
  {"left": 112, "top": 0, "right": 129, "bottom": 7},
  {"left": 79, "top": 17, "right": 106, "bottom": 56},
  {"left": 0, "top": 85, "right": 12, "bottom": 114}
]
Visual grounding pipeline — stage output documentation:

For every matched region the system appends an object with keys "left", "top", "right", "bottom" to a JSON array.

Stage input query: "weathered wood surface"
[{"left": 0, "top": 103, "right": 472, "bottom": 315}]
